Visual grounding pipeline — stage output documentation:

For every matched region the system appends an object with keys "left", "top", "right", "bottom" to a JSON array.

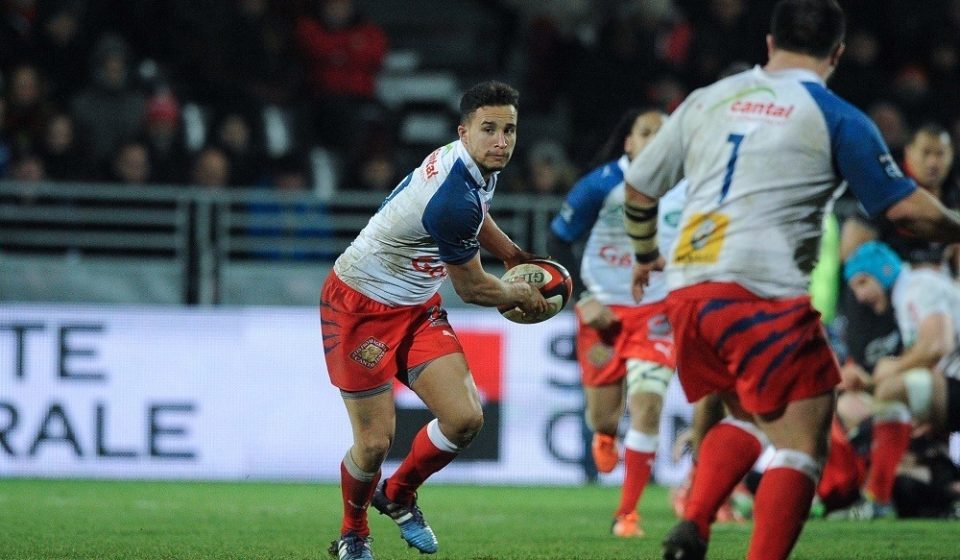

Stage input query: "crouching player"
[{"left": 836, "top": 240, "right": 960, "bottom": 518}]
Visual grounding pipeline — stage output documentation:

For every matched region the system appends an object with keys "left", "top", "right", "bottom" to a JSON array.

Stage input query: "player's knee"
[
  {"left": 446, "top": 410, "right": 484, "bottom": 447},
  {"left": 586, "top": 407, "right": 619, "bottom": 435},
  {"left": 631, "top": 396, "right": 663, "bottom": 432},
  {"left": 626, "top": 359, "right": 672, "bottom": 398},
  {"left": 874, "top": 377, "right": 909, "bottom": 408},
  {"left": 355, "top": 433, "right": 393, "bottom": 464}
]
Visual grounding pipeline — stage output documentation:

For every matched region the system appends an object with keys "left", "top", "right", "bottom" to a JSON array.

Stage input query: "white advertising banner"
[{"left": 0, "top": 303, "right": 693, "bottom": 484}]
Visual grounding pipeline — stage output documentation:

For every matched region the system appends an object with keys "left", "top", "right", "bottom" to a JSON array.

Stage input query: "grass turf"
[{"left": 1, "top": 479, "right": 956, "bottom": 559}]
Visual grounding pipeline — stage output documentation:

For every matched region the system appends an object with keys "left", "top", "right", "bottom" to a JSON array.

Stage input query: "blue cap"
[{"left": 843, "top": 240, "right": 902, "bottom": 290}]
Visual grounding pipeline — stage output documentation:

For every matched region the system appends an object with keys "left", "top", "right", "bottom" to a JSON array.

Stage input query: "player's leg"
[
  {"left": 612, "top": 359, "right": 671, "bottom": 537},
  {"left": 331, "top": 388, "right": 396, "bottom": 560},
  {"left": 390, "top": 352, "right": 482, "bottom": 500},
  {"left": 748, "top": 391, "right": 834, "bottom": 560},
  {"left": 679, "top": 393, "right": 765, "bottom": 537},
  {"left": 320, "top": 272, "right": 405, "bottom": 559},
  {"left": 585, "top": 383, "right": 626, "bottom": 473},
  {"left": 373, "top": 352, "right": 477, "bottom": 554},
  {"left": 576, "top": 317, "right": 626, "bottom": 474},
  {"left": 855, "top": 368, "right": 949, "bottom": 516}
]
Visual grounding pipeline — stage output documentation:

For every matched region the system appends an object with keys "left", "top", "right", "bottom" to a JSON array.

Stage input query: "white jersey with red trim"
[
  {"left": 625, "top": 66, "right": 916, "bottom": 298},
  {"left": 550, "top": 154, "right": 686, "bottom": 306},
  {"left": 892, "top": 267, "right": 960, "bottom": 351},
  {"left": 334, "top": 140, "right": 497, "bottom": 306}
]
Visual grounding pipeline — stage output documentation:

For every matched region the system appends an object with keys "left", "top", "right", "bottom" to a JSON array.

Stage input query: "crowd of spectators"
[{"left": 1, "top": 0, "right": 959, "bottom": 197}]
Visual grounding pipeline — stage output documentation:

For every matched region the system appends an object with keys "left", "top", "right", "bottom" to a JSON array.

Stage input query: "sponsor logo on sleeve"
[{"left": 878, "top": 153, "right": 905, "bottom": 179}]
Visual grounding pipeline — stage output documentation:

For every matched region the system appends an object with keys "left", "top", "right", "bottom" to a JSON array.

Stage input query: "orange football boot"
[
  {"left": 612, "top": 511, "right": 645, "bottom": 538},
  {"left": 592, "top": 433, "right": 619, "bottom": 473}
]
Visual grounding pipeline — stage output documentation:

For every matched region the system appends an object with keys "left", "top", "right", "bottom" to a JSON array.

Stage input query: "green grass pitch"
[{"left": 1, "top": 478, "right": 956, "bottom": 559}]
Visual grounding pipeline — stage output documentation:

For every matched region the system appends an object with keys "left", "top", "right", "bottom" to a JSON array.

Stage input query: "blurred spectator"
[
  {"left": 247, "top": 153, "right": 332, "bottom": 260},
  {"left": 868, "top": 101, "right": 910, "bottom": 156},
  {"left": 107, "top": 141, "right": 150, "bottom": 185},
  {"left": 0, "top": 97, "right": 11, "bottom": 178},
  {"left": 140, "top": 90, "right": 189, "bottom": 185},
  {"left": 4, "top": 63, "right": 53, "bottom": 154},
  {"left": 0, "top": 0, "right": 39, "bottom": 76},
  {"left": 190, "top": 146, "right": 231, "bottom": 188},
  {"left": 212, "top": 111, "right": 267, "bottom": 187},
  {"left": 521, "top": 15, "right": 576, "bottom": 114},
  {"left": 39, "top": 112, "right": 91, "bottom": 181},
  {"left": 890, "top": 65, "right": 935, "bottom": 126},
  {"left": 566, "top": 12, "right": 656, "bottom": 166},
  {"left": 231, "top": 0, "right": 302, "bottom": 108},
  {"left": 294, "top": 0, "right": 388, "bottom": 154},
  {"left": 925, "top": 32, "right": 960, "bottom": 126},
  {"left": 513, "top": 139, "right": 577, "bottom": 195},
  {"left": 827, "top": 29, "right": 887, "bottom": 111},
  {"left": 70, "top": 34, "right": 146, "bottom": 165},
  {"left": 347, "top": 150, "right": 400, "bottom": 191},
  {"left": 35, "top": 1, "right": 91, "bottom": 103},
  {"left": 9, "top": 151, "right": 45, "bottom": 182},
  {"left": 684, "top": 0, "right": 758, "bottom": 87},
  {"left": 271, "top": 153, "right": 311, "bottom": 192}
]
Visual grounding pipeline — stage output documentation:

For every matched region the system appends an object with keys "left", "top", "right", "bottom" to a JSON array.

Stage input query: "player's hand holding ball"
[{"left": 498, "top": 259, "right": 573, "bottom": 324}]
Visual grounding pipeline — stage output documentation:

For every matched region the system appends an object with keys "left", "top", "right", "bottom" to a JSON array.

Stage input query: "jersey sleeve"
[
  {"left": 803, "top": 84, "right": 916, "bottom": 218},
  {"left": 422, "top": 176, "right": 483, "bottom": 265},
  {"left": 903, "top": 278, "right": 953, "bottom": 324},
  {"left": 549, "top": 165, "right": 615, "bottom": 243}
]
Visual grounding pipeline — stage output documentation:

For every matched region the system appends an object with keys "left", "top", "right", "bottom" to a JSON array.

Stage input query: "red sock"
[
  {"left": 616, "top": 449, "right": 655, "bottom": 517},
  {"left": 340, "top": 460, "right": 381, "bottom": 537},
  {"left": 685, "top": 421, "right": 763, "bottom": 540},
  {"left": 867, "top": 421, "right": 912, "bottom": 504},
  {"left": 386, "top": 423, "right": 458, "bottom": 505},
  {"left": 748, "top": 466, "right": 815, "bottom": 560}
]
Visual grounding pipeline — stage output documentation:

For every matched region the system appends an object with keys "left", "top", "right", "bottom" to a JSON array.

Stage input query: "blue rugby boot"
[
  {"left": 328, "top": 532, "right": 374, "bottom": 560},
  {"left": 371, "top": 479, "right": 438, "bottom": 554}
]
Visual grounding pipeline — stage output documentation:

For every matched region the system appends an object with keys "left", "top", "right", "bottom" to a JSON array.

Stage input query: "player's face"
[
  {"left": 624, "top": 111, "right": 666, "bottom": 160},
  {"left": 458, "top": 105, "right": 518, "bottom": 178},
  {"left": 849, "top": 273, "right": 889, "bottom": 314},
  {"left": 904, "top": 131, "right": 953, "bottom": 189}
]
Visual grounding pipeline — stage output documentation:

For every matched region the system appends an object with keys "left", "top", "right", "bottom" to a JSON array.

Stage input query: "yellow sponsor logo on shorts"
[{"left": 674, "top": 212, "right": 729, "bottom": 264}]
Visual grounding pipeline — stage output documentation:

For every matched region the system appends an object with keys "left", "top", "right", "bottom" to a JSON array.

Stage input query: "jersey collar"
[
  {"left": 756, "top": 64, "right": 825, "bottom": 85},
  {"left": 455, "top": 140, "right": 498, "bottom": 191}
]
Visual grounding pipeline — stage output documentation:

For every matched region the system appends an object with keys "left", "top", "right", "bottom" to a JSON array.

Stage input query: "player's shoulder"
[
  {"left": 568, "top": 159, "right": 624, "bottom": 199},
  {"left": 799, "top": 81, "right": 871, "bottom": 127}
]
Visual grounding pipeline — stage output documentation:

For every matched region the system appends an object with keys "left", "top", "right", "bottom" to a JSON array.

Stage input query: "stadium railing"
[{"left": 0, "top": 181, "right": 561, "bottom": 306}]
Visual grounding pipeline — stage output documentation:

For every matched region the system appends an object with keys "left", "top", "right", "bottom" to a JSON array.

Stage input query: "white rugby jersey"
[
  {"left": 551, "top": 155, "right": 685, "bottom": 306},
  {"left": 626, "top": 66, "right": 916, "bottom": 298},
  {"left": 892, "top": 267, "right": 960, "bottom": 351},
  {"left": 334, "top": 140, "right": 497, "bottom": 305}
]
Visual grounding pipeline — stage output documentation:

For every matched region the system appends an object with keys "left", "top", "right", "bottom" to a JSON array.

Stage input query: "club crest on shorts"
[
  {"left": 351, "top": 337, "right": 389, "bottom": 369},
  {"left": 586, "top": 341, "right": 614, "bottom": 367}
]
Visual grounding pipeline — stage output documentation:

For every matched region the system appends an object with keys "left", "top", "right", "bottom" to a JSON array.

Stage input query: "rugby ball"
[{"left": 497, "top": 259, "right": 573, "bottom": 324}]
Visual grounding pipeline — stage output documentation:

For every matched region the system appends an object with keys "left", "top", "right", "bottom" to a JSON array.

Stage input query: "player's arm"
[
  {"left": 839, "top": 215, "right": 878, "bottom": 261},
  {"left": 874, "top": 313, "right": 955, "bottom": 382},
  {"left": 477, "top": 213, "right": 541, "bottom": 269},
  {"left": 624, "top": 186, "right": 664, "bottom": 303},
  {"left": 834, "top": 110, "right": 960, "bottom": 243},
  {"left": 884, "top": 188, "right": 960, "bottom": 243},
  {"left": 445, "top": 253, "right": 546, "bottom": 313},
  {"left": 621, "top": 97, "right": 688, "bottom": 301}
]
